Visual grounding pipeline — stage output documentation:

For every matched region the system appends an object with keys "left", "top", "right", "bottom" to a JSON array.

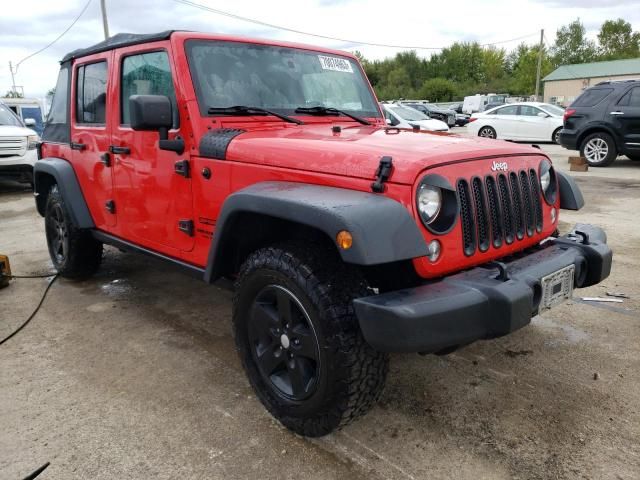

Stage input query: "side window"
[
  {"left": 76, "top": 61, "right": 108, "bottom": 124},
  {"left": 48, "top": 67, "right": 69, "bottom": 125},
  {"left": 496, "top": 105, "right": 518, "bottom": 115},
  {"left": 618, "top": 87, "right": 640, "bottom": 107},
  {"left": 519, "top": 106, "right": 541, "bottom": 116},
  {"left": 121, "top": 51, "right": 177, "bottom": 126},
  {"left": 384, "top": 109, "right": 399, "bottom": 126}
]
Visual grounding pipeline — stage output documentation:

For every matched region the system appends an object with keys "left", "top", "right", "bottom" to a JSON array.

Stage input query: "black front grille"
[{"left": 458, "top": 169, "right": 543, "bottom": 256}]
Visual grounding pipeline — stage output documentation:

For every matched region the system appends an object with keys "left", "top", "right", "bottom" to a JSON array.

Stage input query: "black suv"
[
  {"left": 559, "top": 79, "right": 640, "bottom": 166},
  {"left": 403, "top": 102, "right": 456, "bottom": 127}
]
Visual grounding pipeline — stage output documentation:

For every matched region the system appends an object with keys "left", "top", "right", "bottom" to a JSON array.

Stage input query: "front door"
[
  {"left": 608, "top": 86, "right": 640, "bottom": 157},
  {"left": 70, "top": 53, "right": 116, "bottom": 228},
  {"left": 110, "top": 46, "right": 194, "bottom": 255},
  {"left": 517, "top": 105, "right": 550, "bottom": 141}
]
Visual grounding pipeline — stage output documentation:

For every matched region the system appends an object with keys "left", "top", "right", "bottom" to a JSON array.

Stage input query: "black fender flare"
[
  {"left": 576, "top": 122, "right": 620, "bottom": 149},
  {"left": 556, "top": 170, "right": 584, "bottom": 210},
  {"left": 33, "top": 158, "right": 95, "bottom": 228},
  {"left": 204, "top": 181, "right": 428, "bottom": 282}
]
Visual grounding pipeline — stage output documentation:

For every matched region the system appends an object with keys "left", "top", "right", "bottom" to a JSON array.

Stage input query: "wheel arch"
[
  {"left": 576, "top": 125, "right": 618, "bottom": 151},
  {"left": 34, "top": 158, "right": 94, "bottom": 228},
  {"left": 204, "top": 182, "right": 428, "bottom": 283}
]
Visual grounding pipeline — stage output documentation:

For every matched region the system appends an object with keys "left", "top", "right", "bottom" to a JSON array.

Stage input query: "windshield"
[
  {"left": 539, "top": 104, "right": 565, "bottom": 116},
  {"left": 0, "top": 103, "right": 24, "bottom": 127},
  {"left": 389, "top": 105, "right": 428, "bottom": 121},
  {"left": 186, "top": 40, "right": 380, "bottom": 118}
]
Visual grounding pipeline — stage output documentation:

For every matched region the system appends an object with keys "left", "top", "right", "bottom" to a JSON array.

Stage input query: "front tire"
[
  {"left": 233, "top": 244, "right": 388, "bottom": 437},
  {"left": 580, "top": 132, "right": 617, "bottom": 167},
  {"left": 627, "top": 154, "right": 640, "bottom": 161},
  {"left": 45, "top": 184, "right": 103, "bottom": 278},
  {"left": 478, "top": 126, "right": 497, "bottom": 139}
]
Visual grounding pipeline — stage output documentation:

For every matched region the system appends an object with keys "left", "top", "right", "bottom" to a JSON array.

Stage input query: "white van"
[{"left": 1, "top": 97, "right": 45, "bottom": 136}]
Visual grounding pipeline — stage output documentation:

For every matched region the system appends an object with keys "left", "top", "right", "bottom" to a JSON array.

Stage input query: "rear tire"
[
  {"left": 552, "top": 127, "right": 562, "bottom": 144},
  {"left": 45, "top": 184, "right": 103, "bottom": 278},
  {"left": 478, "top": 126, "right": 496, "bottom": 139},
  {"left": 627, "top": 154, "right": 640, "bottom": 161},
  {"left": 580, "top": 132, "right": 617, "bottom": 167},
  {"left": 233, "top": 243, "right": 388, "bottom": 437}
]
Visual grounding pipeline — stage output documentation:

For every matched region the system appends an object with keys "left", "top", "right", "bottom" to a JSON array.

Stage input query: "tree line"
[{"left": 356, "top": 18, "right": 640, "bottom": 102}]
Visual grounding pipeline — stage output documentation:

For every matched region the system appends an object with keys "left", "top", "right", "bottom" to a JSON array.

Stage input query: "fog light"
[
  {"left": 427, "top": 240, "right": 441, "bottom": 262},
  {"left": 336, "top": 230, "right": 353, "bottom": 250},
  {"left": 550, "top": 207, "right": 557, "bottom": 223}
]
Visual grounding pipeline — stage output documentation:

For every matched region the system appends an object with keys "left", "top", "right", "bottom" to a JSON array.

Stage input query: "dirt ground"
[{"left": 1, "top": 138, "right": 639, "bottom": 480}]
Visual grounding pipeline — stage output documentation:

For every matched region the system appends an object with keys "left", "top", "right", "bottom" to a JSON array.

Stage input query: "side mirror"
[
  {"left": 24, "top": 118, "right": 36, "bottom": 127},
  {"left": 129, "top": 95, "right": 183, "bottom": 154},
  {"left": 385, "top": 118, "right": 393, "bottom": 125},
  {"left": 537, "top": 112, "right": 549, "bottom": 118}
]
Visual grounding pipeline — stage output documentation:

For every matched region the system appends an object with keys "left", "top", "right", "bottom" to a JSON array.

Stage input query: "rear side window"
[
  {"left": 48, "top": 67, "right": 69, "bottom": 125},
  {"left": 496, "top": 105, "right": 518, "bottom": 115},
  {"left": 617, "top": 87, "right": 640, "bottom": 107},
  {"left": 120, "top": 51, "right": 177, "bottom": 126},
  {"left": 571, "top": 88, "right": 613, "bottom": 107},
  {"left": 76, "top": 61, "right": 108, "bottom": 124}
]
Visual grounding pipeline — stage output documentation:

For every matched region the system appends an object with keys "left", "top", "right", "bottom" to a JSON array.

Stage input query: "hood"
[
  {"left": 223, "top": 124, "right": 547, "bottom": 185},
  {"left": 409, "top": 119, "right": 449, "bottom": 131},
  {"left": 0, "top": 125, "right": 36, "bottom": 137}
]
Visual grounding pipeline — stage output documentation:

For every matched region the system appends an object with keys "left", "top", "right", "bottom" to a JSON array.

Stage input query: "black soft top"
[{"left": 61, "top": 30, "right": 178, "bottom": 63}]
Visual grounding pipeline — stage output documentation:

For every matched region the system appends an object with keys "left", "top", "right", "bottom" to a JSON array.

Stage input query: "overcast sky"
[{"left": 1, "top": 0, "right": 639, "bottom": 99}]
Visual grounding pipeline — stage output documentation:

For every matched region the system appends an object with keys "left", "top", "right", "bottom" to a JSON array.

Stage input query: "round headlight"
[
  {"left": 539, "top": 160, "right": 557, "bottom": 205},
  {"left": 417, "top": 184, "right": 442, "bottom": 224}
]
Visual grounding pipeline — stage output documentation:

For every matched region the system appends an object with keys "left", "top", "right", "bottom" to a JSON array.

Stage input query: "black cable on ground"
[
  {"left": 22, "top": 462, "right": 50, "bottom": 480},
  {"left": 10, "top": 275, "right": 57, "bottom": 279},
  {"left": 0, "top": 275, "right": 58, "bottom": 346}
]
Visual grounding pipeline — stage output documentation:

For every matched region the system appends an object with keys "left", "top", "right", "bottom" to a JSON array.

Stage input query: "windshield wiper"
[
  {"left": 207, "top": 105, "right": 303, "bottom": 125},
  {"left": 294, "top": 106, "right": 371, "bottom": 125}
]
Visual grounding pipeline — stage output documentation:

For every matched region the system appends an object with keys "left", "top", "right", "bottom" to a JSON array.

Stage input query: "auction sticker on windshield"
[{"left": 318, "top": 55, "right": 353, "bottom": 73}]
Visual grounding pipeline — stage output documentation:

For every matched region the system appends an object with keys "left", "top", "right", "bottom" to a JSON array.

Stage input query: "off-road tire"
[
  {"left": 45, "top": 184, "right": 102, "bottom": 278},
  {"left": 233, "top": 243, "right": 388, "bottom": 437},
  {"left": 580, "top": 132, "right": 617, "bottom": 167}
]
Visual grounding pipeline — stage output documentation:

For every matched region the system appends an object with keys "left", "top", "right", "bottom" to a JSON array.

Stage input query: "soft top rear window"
[{"left": 571, "top": 88, "right": 613, "bottom": 107}]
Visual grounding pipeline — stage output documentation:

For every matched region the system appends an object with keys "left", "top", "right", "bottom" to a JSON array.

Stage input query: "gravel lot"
[{"left": 1, "top": 131, "right": 639, "bottom": 479}]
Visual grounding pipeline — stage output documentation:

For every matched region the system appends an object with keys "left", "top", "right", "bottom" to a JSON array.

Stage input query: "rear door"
[
  {"left": 110, "top": 44, "right": 194, "bottom": 254},
  {"left": 608, "top": 86, "right": 640, "bottom": 156},
  {"left": 517, "top": 105, "right": 550, "bottom": 141},
  {"left": 491, "top": 105, "right": 519, "bottom": 138},
  {"left": 70, "top": 52, "right": 116, "bottom": 228}
]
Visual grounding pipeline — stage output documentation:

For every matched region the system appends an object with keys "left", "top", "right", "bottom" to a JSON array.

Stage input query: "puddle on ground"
[
  {"left": 100, "top": 278, "right": 134, "bottom": 297},
  {"left": 532, "top": 315, "right": 590, "bottom": 345}
]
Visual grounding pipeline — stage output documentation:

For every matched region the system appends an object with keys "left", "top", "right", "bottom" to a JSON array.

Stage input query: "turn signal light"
[{"left": 336, "top": 230, "right": 353, "bottom": 250}]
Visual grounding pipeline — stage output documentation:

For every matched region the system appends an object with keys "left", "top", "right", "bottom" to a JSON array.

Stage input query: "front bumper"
[{"left": 354, "top": 224, "right": 612, "bottom": 353}]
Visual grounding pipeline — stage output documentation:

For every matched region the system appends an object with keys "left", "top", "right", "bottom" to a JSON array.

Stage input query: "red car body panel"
[{"left": 41, "top": 31, "right": 560, "bottom": 279}]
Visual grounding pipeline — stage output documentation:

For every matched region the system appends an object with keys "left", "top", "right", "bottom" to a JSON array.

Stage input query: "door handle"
[
  {"left": 109, "top": 145, "right": 131, "bottom": 155},
  {"left": 70, "top": 142, "right": 86, "bottom": 151},
  {"left": 610, "top": 111, "right": 625, "bottom": 115}
]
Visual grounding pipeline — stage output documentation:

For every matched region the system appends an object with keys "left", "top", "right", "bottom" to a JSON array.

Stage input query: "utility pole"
[
  {"left": 8, "top": 61, "right": 17, "bottom": 95},
  {"left": 100, "top": 0, "right": 110, "bottom": 40},
  {"left": 535, "top": 29, "right": 544, "bottom": 101}
]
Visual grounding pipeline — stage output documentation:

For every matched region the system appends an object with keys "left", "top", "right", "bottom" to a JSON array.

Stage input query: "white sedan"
[
  {"left": 380, "top": 103, "right": 449, "bottom": 132},
  {"left": 466, "top": 102, "right": 564, "bottom": 143}
]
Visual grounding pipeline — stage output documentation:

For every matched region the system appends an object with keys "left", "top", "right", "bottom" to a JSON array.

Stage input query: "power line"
[
  {"left": 172, "top": 0, "right": 538, "bottom": 50},
  {"left": 14, "top": 0, "right": 93, "bottom": 73}
]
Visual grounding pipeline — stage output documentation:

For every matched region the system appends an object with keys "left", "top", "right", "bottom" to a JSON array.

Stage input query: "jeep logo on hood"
[{"left": 491, "top": 161, "right": 508, "bottom": 172}]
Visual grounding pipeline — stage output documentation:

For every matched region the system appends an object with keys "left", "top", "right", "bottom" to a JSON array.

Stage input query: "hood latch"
[{"left": 371, "top": 156, "right": 393, "bottom": 193}]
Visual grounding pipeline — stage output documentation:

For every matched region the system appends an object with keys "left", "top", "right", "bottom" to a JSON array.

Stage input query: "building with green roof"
[{"left": 543, "top": 58, "right": 640, "bottom": 105}]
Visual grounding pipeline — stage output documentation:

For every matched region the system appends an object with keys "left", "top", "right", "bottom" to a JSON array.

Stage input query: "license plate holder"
[{"left": 539, "top": 264, "right": 575, "bottom": 313}]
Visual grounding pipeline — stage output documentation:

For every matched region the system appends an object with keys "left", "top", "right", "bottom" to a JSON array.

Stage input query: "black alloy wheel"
[{"left": 248, "top": 284, "right": 320, "bottom": 401}]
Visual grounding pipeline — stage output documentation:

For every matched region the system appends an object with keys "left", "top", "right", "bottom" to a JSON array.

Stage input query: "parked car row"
[{"left": 380, "top": 103, "right": 449, "bottom": 131}]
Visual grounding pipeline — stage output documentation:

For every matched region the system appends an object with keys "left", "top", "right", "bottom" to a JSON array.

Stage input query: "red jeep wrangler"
[{"left": 35, "top": 31, "right": 612, "bottom": 437}]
